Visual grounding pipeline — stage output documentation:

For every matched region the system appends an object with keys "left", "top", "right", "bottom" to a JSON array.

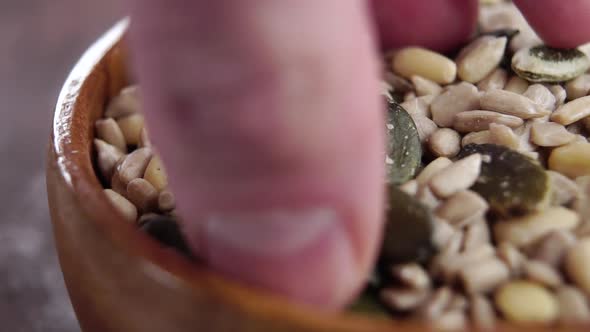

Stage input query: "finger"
[
  {"left": 371, "top": 0, "right": 479, "bottom": 52},
  {"left": 126, "top": 0, "right": 384, "bottom": 309},
  {"left": 514, "top": 0, "right": 590, "bottom": 48}
]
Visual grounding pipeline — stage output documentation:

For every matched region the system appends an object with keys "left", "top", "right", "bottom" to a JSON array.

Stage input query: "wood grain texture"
[{"left": 0, "top": 1, "right": 120, "bottom": 331}]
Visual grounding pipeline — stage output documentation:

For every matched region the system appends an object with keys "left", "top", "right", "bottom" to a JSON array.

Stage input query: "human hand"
[{"left": 124, "top": 0, "right": 590, "bottom": 309}]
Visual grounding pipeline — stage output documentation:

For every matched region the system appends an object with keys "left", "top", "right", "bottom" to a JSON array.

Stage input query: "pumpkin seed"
[
  {"left": 458, "top": 144, "right": 550, "bottom": 216},
  {"left": 380, "top": 185, "right": 434, "bottom": 265},
  {"left": 385, "top": 102, "right": 423, "bottom": 185},
  {"left": 512, "top": 46, "right": 590, "bottom": 83}
]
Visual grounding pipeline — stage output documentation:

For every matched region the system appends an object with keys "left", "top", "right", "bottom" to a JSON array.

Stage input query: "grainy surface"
[{"left": 0, "top": 1, "right": 121, "bottom": 331}]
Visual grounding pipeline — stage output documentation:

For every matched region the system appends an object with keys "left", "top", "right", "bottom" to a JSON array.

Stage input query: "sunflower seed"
[
  {"left": 428, "top": 128, "right": 461, "bottom": 158},
  {"left": 454, "top": 110, "right": 524, "bottom": 133},
  {"left": 551, "top": 95, "right": 590, "bottom": 125},
  {"left": 412, "top": 75, "right": 443, "bottom": 97},
  {"left": 430, "top": 154, "right": 482, "bottom": 198},
  {"left": 531, "top": 122, "right": 576, "bottom": 147},
  {"left": 477, "top": 68, "right": 508, "bottom": 91},
  {"left": 457, "top": 36, "right": 507, "bottom": 83},
  {"left": 431, "top": 82, "right": 480, "bottom": 127},
  {"left": 504, "top": 76, "right": 529, "bottom": 94},
  {"left": 480, "top": 89, "right": 550, "bottom": 119}
]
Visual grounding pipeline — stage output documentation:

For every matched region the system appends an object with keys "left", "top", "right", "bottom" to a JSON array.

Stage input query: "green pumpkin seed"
[
  {"left": 512, "top": 46, "right": 590, "bottom": 83},
  {"left": 458, "top": 144, "right": 550, "bottom": 217},
  {"left": 386, "top": 101, "right": 423, "bottom": 185},
  {"left": 380, "top": 185, "right": 434, "bottom": 265}
]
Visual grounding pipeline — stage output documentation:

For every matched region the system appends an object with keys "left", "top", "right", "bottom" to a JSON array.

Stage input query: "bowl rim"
[
  {"left": 50, "top": 18, "right": 404, "bottom": 332},
  {"left": 50, "top": 19, "right": 588, "bottom": 332}
]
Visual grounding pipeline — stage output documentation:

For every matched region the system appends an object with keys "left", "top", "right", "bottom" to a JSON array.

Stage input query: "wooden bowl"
[{"left": 46, "top": 20, "right": 578, "bottom": 332}]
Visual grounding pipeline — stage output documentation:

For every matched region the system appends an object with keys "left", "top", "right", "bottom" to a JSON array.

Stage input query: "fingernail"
[{"left": 198, "top": 208, "right": 359, "bottom": 307}]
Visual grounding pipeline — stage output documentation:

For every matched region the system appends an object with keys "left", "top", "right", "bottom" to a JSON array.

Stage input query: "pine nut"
[
  {"left": 556, "top": 286, "right": 590, "bottom": 324},
  {"left": 495, "top": 281, "right": 559, "bottom": 324},
  {"left": 504, "top": 76, "right": 529, "bottom": 94},
  {"left": 416, "top": 157, "right": 453, "bottom": 185},
  {"left": 393, "top": 47, "right": 457, "bottom": 84},
  {"left": 401, "top": 95, "right": 435, "bottom": 118},
  {"left": 565, "top": 238, "right": 590, "bottom": 296},
  {"left": 471, "top": 295, "right": 496, "bottom": 329},
  {"left": 454, "top": 110, "right": 524, "bottom": 133},
  {"left": 391, "top": 263, "right": 431, "bottom": 290},
  {"left": 417, "top": 287, "right": 453, "bottom": 320},
  {"left": 104, "top": 189, "right": 137, "bottom": 223},
  {"left": 497, "top": 242, "right": 526, "bottom": 277},
  {"left": 431, "top": 82, "right": 480, "bottom": 127},
  {"left": 549, "top": 142, "right": 590, "bottom": 178},
  {"left": 552, "top": 95, "right": 590, "bottom": 125},
  {"left": 461, "top": 130, "right": 493, "bottom": 147},
  {"left": 430, "top": 154, "right": 482, "bottom": 198},
  {"left": 138, "top": 127, "right": 151, "bottom": 148},
  {"left": 432, "top": 309, "right": 467, "bottom": 331},
  {"left": 127, "top": 178, "right": 159, "bottom": 213},
  {"left": 399, "top": 179, "right": 418, "bottom": 196},
  {"left": 566, "top": 74, "right": 590, "bottom": 101},
  {"left": 531, "top": 230, "right": 576, "bottom": 267},
  {"left": 460, "top": 258, "right": 510, "bottom": 294},
  {"left": 547, "top": 171, "right": 580, "bottom": 206},
  {"left": 117, "top": 113, "right": 144, "bottom": 146},
  {"left": 489, "top": 123, "right": 520, "bottom": 150},
  {"left": 411, "top": 75, "right": 442, "bottom": 97},
  {"left": 531, "top": 122, "right": 576, "bottom": 147},
  {"left": 456, "top": 36, "right": 507, "bottom": 83},
  {"left": 432, "top": 218, "right": 456, "bottom": 250},
  {"left": 158, "top": 190, "right": 176, "bottom": 213},
  {"left": 463, "top": 219, "right": 491, "bottom": 250},
  {"left": 428, "top": 128, "right": 461, "bottom": 158},
  {"left": 437, "top": 245, "right": 496, "bottom": 283},
  {"left": 494, "top": 207, "right": 580, "bottom": 248},
  {"left": 416, "top": 185, "right": 440, "bottom": 210},
  {"left": 523, "top": 84, "right": 556, "bottom": 112},
  {"left": 94, "top": 139, "right": 124, "bottom": 182},
  {"left": 477, "top": 68, "right": 508, "bottom": 91},
  {"left": 380, "top": 288, "right": 429, "bottom": 312},
  {"left": 117, "top": 147, "right": 153, "bottom": 185},
  {"left": 436, "top": 190, "right": 488, "bottom": 228},
  {"left": 410, "top": 114, "right": 438, "bottom": 143},
  {"left": 480, "top": 89, "right": 550, "bottom": 119},
  {"left": 448, "top": 293, "right": 468, "bottom": 312},
  {"left": 144, "top": 155, "right": 169, "bottom": 191},
  {"left": 549, "top": 84, "right": 567, "bottom": 108},
  {"left": 105, "top": 85, "right": 141, "bottom": 118},
  {"left": 95, "top": 118, "right": 126, "bottom": 152},
  {"left": 524, "top": 260, "right": 563, "bottom": 288}
]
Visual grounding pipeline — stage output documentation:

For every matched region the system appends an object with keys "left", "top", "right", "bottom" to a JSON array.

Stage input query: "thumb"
[{"left": 126, "top": 0, "right": 384, "bottom": 309}]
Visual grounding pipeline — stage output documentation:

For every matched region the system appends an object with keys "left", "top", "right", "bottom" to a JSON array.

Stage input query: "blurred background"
[{"left": 1, "top": 1, "right": 121, "bottom": 331}]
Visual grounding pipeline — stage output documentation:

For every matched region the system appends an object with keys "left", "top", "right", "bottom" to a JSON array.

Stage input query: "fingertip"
[
  {"left": 372, "top": 0, "right": 478, "bottom": 52},
  {"left": 514, "top": 0, "right": 590, "bottom": 48}
]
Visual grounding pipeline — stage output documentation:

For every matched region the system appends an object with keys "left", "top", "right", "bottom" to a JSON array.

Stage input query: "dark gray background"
[{"left": 1, "top": 1, "right": 121, "bottom": 330}]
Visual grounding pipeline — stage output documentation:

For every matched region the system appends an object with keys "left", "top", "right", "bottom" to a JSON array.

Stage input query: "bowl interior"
[{"left": 49, "top": 20, "right": 586, "bottom": 332}]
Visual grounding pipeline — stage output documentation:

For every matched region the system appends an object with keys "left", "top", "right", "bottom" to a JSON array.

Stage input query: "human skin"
[{"left": 124, "top": 0, "right": 590, "bottom": 309}]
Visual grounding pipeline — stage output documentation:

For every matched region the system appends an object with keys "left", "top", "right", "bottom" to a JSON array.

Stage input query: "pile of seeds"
[
  {"left": 93, "top": 86, "right": 193, "bottom": 257},
  {"left": 93, "top": 0, "right": 590, "bottom": 328},
  {"left": 359, "top": 0, "right": 590, "bottom": 329}
]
